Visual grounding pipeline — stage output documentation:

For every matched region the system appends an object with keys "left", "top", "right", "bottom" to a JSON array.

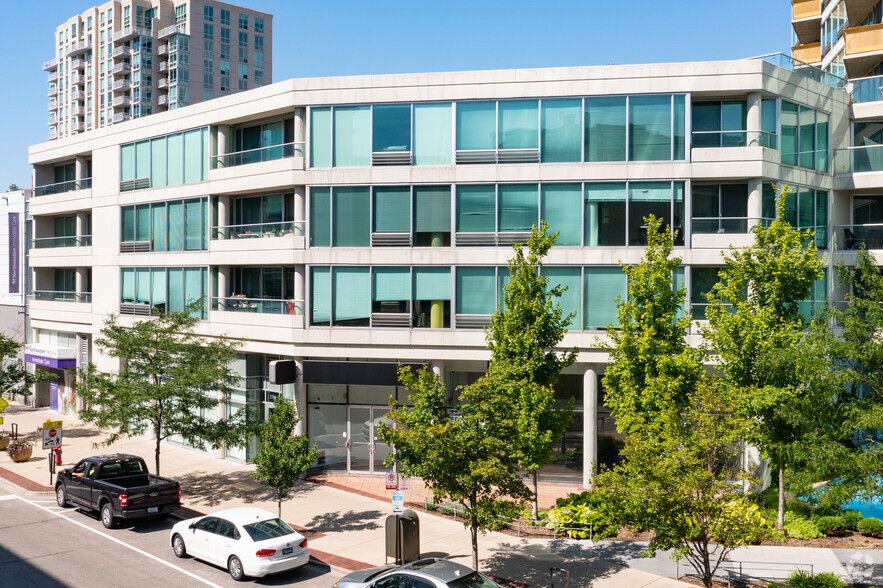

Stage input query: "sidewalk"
[{"left": 12, "top": 399, "right": 869, "bottom": 586}]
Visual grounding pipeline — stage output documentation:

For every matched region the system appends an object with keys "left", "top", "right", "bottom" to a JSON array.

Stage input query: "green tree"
[
  {"left": 378, "top": 365, "right": 531, "bottom": 570},
  {"left": 702, "top": 184, "right": 824, "bottom": 528},
  {"left": 486, "top": 221, "right": 577, "bottom": 518},
  {"left": 0, "top": 335, "right": 55, "bottom": 399},
  {"left": 7, "top": 184, "right": 19, "bottom": 192},
  {"left": 596, "top": 383, "right": 775, "bottom": 588},
  {"left": 602, "top": 215, "right": 704, "bottom": 436},
  {"left": 251, "top": 395, "right": 318, "bottom": 517},
  {"left": 75, "top": 306, "right": 253, "bottom": 475}
]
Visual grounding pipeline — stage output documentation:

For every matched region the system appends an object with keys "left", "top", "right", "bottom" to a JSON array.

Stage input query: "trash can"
[{"left": 385, "top": 509, "right": 420, "bottom": 564}]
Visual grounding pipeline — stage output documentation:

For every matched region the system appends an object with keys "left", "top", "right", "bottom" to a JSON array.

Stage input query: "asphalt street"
[{"left": 0, "top": 494, "right": 343, "bottom": 587}]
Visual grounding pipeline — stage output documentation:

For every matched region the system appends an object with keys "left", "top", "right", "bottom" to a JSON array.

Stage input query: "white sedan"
[{"left": 169, "top": 507, "right": 309, "bottom": 581}]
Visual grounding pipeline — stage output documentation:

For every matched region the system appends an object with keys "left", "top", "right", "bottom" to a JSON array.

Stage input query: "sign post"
[{"left": 42, "top": 420, "right": 62, "bottom": 486}]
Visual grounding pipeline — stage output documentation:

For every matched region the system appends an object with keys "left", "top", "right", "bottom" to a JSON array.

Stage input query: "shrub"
[
  {"left": 782, "top": 569, "right": 845, "bottom": 588},
  {"left": 857, "top": 517, "right": 883, "bottom": 537},
  {"left": 815, "top": 516, "right": 845, "bottom": 535},
  {"left": 784, "top": 517, "right": 823, "bottom": 540},
  {"left": 840, "top": 509, "right": 863, "bottom": 531},
  {"left": 545, "top": 504, "right": 619, "bottom": 540}
]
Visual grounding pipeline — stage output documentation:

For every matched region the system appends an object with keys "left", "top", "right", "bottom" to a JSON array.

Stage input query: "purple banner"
[
  {"left": 25, "top": 354, "right": 76, "bottom": 369},
  {"left": 8, "top": 213, "right": 18, "bottom": 294}
]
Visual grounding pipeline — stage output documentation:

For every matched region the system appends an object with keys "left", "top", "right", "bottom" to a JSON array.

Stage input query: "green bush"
[
  {"left": 784, "top": 517, "right": 823, "bottom": 540},
  {"left": 840, "top": 509, "right": 863, "bottom": 531},
  {"left": 815, "top": 516, "right": 845, "bottom": 535},
  {"left": 782, "top": 569, "right": 846, "bottom": 588},
  {"left": 857, "top": 517, "right": 883, "bottom": 537},
  {"left": 545, "top": 504, "right": 618, "bottom": 540}
]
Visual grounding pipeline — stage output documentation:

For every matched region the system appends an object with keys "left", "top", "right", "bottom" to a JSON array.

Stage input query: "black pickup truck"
[{"left": 55, "top": 454, "right": 181, "bottom": 528}]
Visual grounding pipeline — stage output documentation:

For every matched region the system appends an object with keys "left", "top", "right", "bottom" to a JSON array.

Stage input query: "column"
[
  {"left": 294, "top": 186, "right": 305, "bottom": 236},
  {"left": 76, "top": 211, "right": 88, "bottom": 245},
  {"left": 430, "top": 360, "right": 444, "bottom": 380},
  {"left": 293, "top": 266, "right": 305, "bottom": 316},
  {"left": 217, "top": 265, "right": 229, "bottom": 310},
  {"left": 216, "top": 125, "right": 230, "bottom": 168},
  {"left": 217, "top": 195, "right": 230, "bottom": 238},
  {"left": 293, "top": 358, "right": 306, "bottom": 436},
  {"left": 583, "top": 367, "right": 598, "bottom": 490},
  {"left": 746, "top": 92, "right": 762, "bottom": 147},
  {"left": 75, "top": 267, "right": 86, "bottom": 302},
  {"left": 75, "top": 155, "right": 88, "bottom": 187},
  {"left": 294, "top": 108, "right": 306, "bottom": 157},
  {"left": 747, "top": 179, "right": 763, "bottom": 231}
]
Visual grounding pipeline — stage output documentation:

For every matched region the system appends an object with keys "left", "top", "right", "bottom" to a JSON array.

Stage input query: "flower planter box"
[
  {"left": 0, "top": 436, "right": 8, "bottom": 451},
  {"left": 9, "top": 445, "right": 33, "bottom": 462}
]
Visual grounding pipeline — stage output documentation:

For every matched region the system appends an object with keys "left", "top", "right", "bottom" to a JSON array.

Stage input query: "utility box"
[{"left": 385, "top": 509, "right": 420, "bottom": 564}]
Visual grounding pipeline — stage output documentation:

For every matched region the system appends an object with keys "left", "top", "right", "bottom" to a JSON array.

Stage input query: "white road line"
[
  {"left": 6, "top": 495, "right": 222, "bottom": 588},
  {"left": 0, "top": 495, "right": 18, "bottom": 502}
]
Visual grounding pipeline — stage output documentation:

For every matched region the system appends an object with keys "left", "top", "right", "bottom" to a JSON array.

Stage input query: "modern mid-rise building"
[
  {"left": 28, "top": 55, "right": 864, "bottom": 486},
  {"left": 44, "top": 0, "right": 272, "bottom": 142}
]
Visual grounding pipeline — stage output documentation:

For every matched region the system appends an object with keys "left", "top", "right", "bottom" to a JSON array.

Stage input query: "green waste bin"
[{"left": 385, "top": 509, "right": 420, "bottom": 564}]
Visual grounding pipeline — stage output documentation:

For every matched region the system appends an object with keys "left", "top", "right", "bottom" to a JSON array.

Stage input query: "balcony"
[
  {"left": 112, "top": 112, "right": 131, "bottom": 124},
  {"left": 47, "top": 71, "right": 58, "bottom": 83},
  {"left": 48, "top": 86, "right": 57, "bottom": 97},
  {"left": 70, "top": 121, "right": 84, "bottom": 133},
  {"left": 158, "top": 23, "right": 188, "bottom": 39},
  {"left": 212, "top": 297, "right": 304, "bottom": 316},
  {"left": 33, "top": 291, "right": 91, "bottom": 303},
  {"left": 112, "top": 95, "right": 131, "bottom": 108},
  {"left": 111, "top": 46, "right": 131, "bottom": 59},
  {"left": 66, "top": 38, "right": 91, "bottom": 57},
  {"left": 32, "top": 235, "right": 92, "bottom": 249},
  {"left": 157, "top": 44, "right": 169, "bottom": 56},
  {"left": 834, "top": 224, "right": 883, "bottom": 250},
  {"left": 47, "top": 100, "right": 57, "bottom": 112},
  {"left": 844, "top": 24, "right": 883, "bottom": 78},
  {"left": 691, "top": 129, "right": 777, "bottom": 149},
  {"left": 751, "top": 53, "right": 847, "bottom": 88},
  {"left": 111, "top": 63, "right": 131, "bottom": 75},
  {"left": 158, "top": 61, "right": 168, "bottom": 72},
  {"left": 42, "top": 58, "right": 58, "bottom": 71},
  {"left": 157, "top": 95, "right": 169, "bottom": 106},
  {"left": 213, "top": 221, "right": 305, "bottom": 240},
  {"left": 844, "top": 0, "right": 879, "bottom": 26},
  {"left": 70, "top": 57, "right": 85, "bottom": 71},
  {"left": 212, "top": 143, "right": 306, "bottom": 168},
  {"left": 157, "top": 78, "right": 169, "bottom": 89},
  {"left": 792, "top": 0, "right": 822, "bottom": 44},
  {"left": 113, "top": 26, "right": 151, "bottom": 43},
  {"left": 70, "top": 105, "right": 85, "bottom": 117},
  {"left": 70, "top": 89, "right": 84, "bottom": 102},
  {"left": 835, "top": 144, "right": 883, "bottom": 173},
  {"left": 112, "top": 79, "right": 130, "bottom": 92},
  {"left": 48, "top": 130, "right": 57, "bottom": 141},
  {"left": 70, "top": 72, "right": 84, "bottom": 86},
  {"left": 792, "top": 42, "right": 821, "bottom": 64},
  {"left": 47, "top": 114, "right": 57, "bottom": 126}
]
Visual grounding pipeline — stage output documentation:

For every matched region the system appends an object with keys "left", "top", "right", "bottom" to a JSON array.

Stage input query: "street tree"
[
  {"left": 378, "top": 365, "right": 531, "bottom": 570},
  {"left": 702, "top": 184, "right": 824, "bottom": 528},
  {"left": 251, "top": 395, "right": 318, "bottom": 517},
  {"left": 75, "top": 306, "right": 253, "bottom": 475},
  {"left": 486, "top": 221, "right": 577, "bottom": 518},
  {"left": 0, "top": 334, "right": 55, "bottom": 400},
  {"left": 7, "top": 184, "right": 19, "bottom": 192}
]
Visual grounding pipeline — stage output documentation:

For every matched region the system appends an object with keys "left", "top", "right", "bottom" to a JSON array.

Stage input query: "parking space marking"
[{"left": 5, "top": 495, "right": 222, "bottom": 588}]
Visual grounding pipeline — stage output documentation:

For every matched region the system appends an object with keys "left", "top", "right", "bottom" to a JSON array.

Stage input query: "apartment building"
[
  {"left": 44, "top": 0, "right": 272, "bottom": 142},
  {"left": 27, "top": 58, "right": 852, "bottom": 486}
]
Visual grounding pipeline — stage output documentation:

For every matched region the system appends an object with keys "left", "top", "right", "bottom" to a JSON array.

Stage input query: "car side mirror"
[{"left": 189, "top": 523, "right": 198, "bottom": 530}]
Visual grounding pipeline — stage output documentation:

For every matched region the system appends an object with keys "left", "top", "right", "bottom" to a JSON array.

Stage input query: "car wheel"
[
  {"left": 101, "top": 503, "right": 116, "bottom": 528},
  {"left": 228, "top": 555, "right": 245, "bottom": 581},
  {"left": 56, "top": 486, "right": 69, "bottom": 508},
  {"left": 172, "top": 534, "right": 187, "bottom": 558}
]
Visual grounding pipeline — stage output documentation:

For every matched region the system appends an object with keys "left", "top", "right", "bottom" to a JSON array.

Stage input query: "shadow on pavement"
[
  {"left": 306, "top": 509, "right": 383, "bottom": 533},
  {"left": 483, "top": 539, "right": 646, "bottom": 587},
  {"left": 255, "top": 559, "right": 332, "bottom": 585},
  {"left": 176, "top": 470, "right": 316, "bottom": 508},
  {"left": 0, "top": 543, "right": 70, "bottom": 586}
]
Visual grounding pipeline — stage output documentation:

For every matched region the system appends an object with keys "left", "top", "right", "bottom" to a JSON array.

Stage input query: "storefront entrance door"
[{"left": 347, "top": 405, "right": 392, "bottom": 474}]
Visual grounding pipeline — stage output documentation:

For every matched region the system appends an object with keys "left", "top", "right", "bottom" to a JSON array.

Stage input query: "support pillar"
[
  {"left": 75, "top": 267, "right": 86, "bottom": 302},
  {"left": 294, "top": 266, "right": 305, "bottom": 316},
  {"left": 293, "top": 358, "right": 306, "bottom": 436},
  {"left": 294, "top": 108, "right": 306, "bottom": 157},
  {"left": 583, "top": 367, "right": 598, "bottom": 490},
  {"left": 216, "top": 125, "right": 230, "bottom": 168},
  {"left": 430, "top": 360, "right": 444, "bottom": 380},
  {"left": 217, "top": 195, "right": 230, "bottom": 238},
  {"left": 217, "top": 266, "right": 229, "bottom": 310},
  {"left": 747, "top": 179, "right": 763, "bottom": 231},
  {"left": 75, "top": 155, "right": 88, "bottom": 186},
  {"left": 294, "top": 186, "right": 305, "bottom": 236},
  {"left": 75, "top": 211, "right": 88, "bottom": 244},
  {"left": 747, "top": 92, "right": 762, "bottom": 147}
]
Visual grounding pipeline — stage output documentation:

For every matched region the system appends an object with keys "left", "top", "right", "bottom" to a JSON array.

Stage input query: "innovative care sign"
[{"left": 8, "top": 213, "right": 18, "bottom": 294}]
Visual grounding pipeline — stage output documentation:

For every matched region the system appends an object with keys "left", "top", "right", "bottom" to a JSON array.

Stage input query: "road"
[{"left": 0, "top": 494, "right": 343, "bottom": 587}]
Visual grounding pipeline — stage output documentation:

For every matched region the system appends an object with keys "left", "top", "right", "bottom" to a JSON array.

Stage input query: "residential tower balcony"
[
  {"left": 844, "top": 24, "right": 883, "bottom": 78},
  {"left": 48, "top": 86, "right": 57, "bottom": 97},
  {"left": 32, "top": 235, "right": 92, "bottom": 249},
  {"left": 33, "top": 177, "right": 92, "bottom": 197},
  {"left": 70, "top": 57, "right": 85, "bottom": 71},
  {"left": 157, "top": 95, "right": 169, "bottom": 106},
  {"left": 112, "top": 26, "right": 151, "bottom": 43},
  {"left": 792, "top": 0, "right": 822, "bottom": 45},
  {"left": 70, "top": 121, "right": 84, "bottom": 132},
  {"left": 112, "top": 79, "right": 131, "bottom": 92},
  {"left": 834, "top": 224, "right": 883, "bottom": 250},
  {"left": 112, "top": 112, "right": 131, "bottom": 124},
  {"left": 70, "top": 89, "right": 84, "bottom": 102},
  {"left": 844, "top": 0, "right": 878, "bottom": 26},
  {"left": 158, "top": 23, "right": 188, "bottom": 39},
  {"left": 212, "top": 221, "right": 305, "bottom": 240},
  {"left": 212, "top": 297, "right": 304, "bottom": 316},
  {"left": 157, "top": 78, "right": 169, "bottom": 89},
  {"left": 48, "top": 114, "right": 57, "bottom": 126},
  {"left": 66, "top": 38, "right": 91, "bottom": 57},
  {"left": 212, "top": 142, "right": 305, "bottom": 168},
  {"left": 48, "top": 71, "right": 58, "bottom": 83},
  {"left": 111, "top": 46, "right": 131, "bottom": 59},
  {"left": 69, "top": 105, "right": 84, "bottom": 117},
  {"left": 112, "top": 95, "right": 131, "bottom": 108},
  {"left": 792, "top": 42, "right": 821, "bottom": 65},
  {"left": 42, "top": 58, "right": 58, "bottom": 71},
  {"left": 32, "top": 290, "right": 92, "bottom": 303},
  {"left": 112, "top": 63, "right": 131, "bottom": 75},
  {"left": 157, "top": 44, "right": 169, "bottom": 56},
  {"left": 70, "top": 72, "right": 84, "bottom": 86},
  {"left": 47, "top": 100, "right": 57, "bottom": 111}
]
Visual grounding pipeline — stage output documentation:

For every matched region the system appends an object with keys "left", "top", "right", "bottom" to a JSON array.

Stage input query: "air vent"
[
  {"left": 371, "top": 233, "right": 412, "bottom": 247},
  {"left": 455, "top": 314, "right": 492, "bottom": 329},
  {"left": 371, "top": 313, "right": 411, "bottom": 328},
  {"left": 372, "top": 151, "right": 412, "bottom": 166},
  {"left": 119, "top": 178, "right": 150, "bottom": 192},
  {"left": 120, "top": 303, "right": 151, "bottom": 316},
  {"left": 120, "top": 241, "right": 151, "bottom": 253}
]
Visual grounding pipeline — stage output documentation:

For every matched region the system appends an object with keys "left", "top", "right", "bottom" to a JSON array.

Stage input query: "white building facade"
[{"left": 28, "top": 59, "right": 854, "bottom": 486}]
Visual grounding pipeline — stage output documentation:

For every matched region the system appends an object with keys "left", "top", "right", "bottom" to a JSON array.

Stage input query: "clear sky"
[{"left": 0, "top": 0, "right": 791, "bottom": 188}]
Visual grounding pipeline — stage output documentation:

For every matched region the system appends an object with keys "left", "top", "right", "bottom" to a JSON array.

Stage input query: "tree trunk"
[
  {"left": 531, "top": 469, "right": 539, "bottom": 520},
  {"left": 777, "top": 454, "right": 785, "bottom": 530},
  {"left": 471, "top": 520, "right": 479, "bottom": 572},
  {"left": 278, "top": 494, "right": 282, "bottom": 518},
  {"left": 702, "top": 547, "right": 713, "bottom": 588},
  {"left": 155, "top": 436, "right": 161, "bottom": 476}
]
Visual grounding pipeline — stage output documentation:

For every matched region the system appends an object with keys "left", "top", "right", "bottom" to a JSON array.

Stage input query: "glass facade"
[
  {"left": 780, "top": 101, "right": 829, "bottom": 172},
  {"left": 121, "top": 198, "right": 207, "bottom": 251},
  {"left": 120, "top": 266, "right": 209, "bottom": 317},
  {"left": 120, "top": 127, "right": 209, "bottom": 188}
]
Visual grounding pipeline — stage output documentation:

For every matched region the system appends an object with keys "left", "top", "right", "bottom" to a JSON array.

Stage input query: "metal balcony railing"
[
  {"left": 691, "top": 217, "right": 774, "bottom": 234},
  {"left": 834, "top": 224, "right": 883, "bottom": 250},
  {"left": 212, "top": 297, "right": 304, "bottom": 315},
  {"left": 32, "top": 291, "right": 91, "bottom": 303},
  {"left": 33, "top": 178, "right": 92, "bottom": 197},
  {"left": 212, "top": 142, "right": 304, "bottom": 168},
  {"left": 70, "top": 89, "right": 84, "bottom": 101},
  {"left": 70, "top": 58, "right": 85, "bottom": 70},
  {"left": 111, "top": 46, "right": 131, "bottom": 59},
  {"left": 748, "top": 53, "right": 846, "bottom": 88},
  {"left": 834, "top": 144, "right": 883, "bottom": 173},
  {"left": 212, "top": 221, "right": 305, "bottom": 239},
  {"left": 42, "top": 58, "right": 58, "bottom": 71},
  {"left": 32, "top": 235, "right": 92, "bottom": 249},
  {"left": 691, "top": 130, "right": 777, "bottom": 149}
]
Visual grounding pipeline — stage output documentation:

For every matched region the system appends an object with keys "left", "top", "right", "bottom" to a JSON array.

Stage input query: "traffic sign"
[
  {"left": 400, "top": 477, "right": 410, "bottom": 491},
  {"left": 0, "top": 397, "right": 7, "bottom": 414},
  {"left": 386, "top": 470, "right": 398, "bottom": 490},
  {"left": 391, "top": 490, "right": 404, "bottom": 514},
  {"left": 44, "top": 420, "right": 62, "bottom": 429},
  {"left": 42, "top": 426, "right": 62, "bottom": 450}
]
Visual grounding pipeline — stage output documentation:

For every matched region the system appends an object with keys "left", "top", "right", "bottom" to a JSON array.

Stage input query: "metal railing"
[
  {"left": 212, "top": 297, "right": 304, "bottom": 315},
  {"left": 676, "top": 559, "right": 812, "bottom": 585},
  {"left": 834, "top": 223, "right": 883, "bottom": 250},
  {"left": 212, "top": 142, "right": 305, "bottom": 168},
  {"left": 850, "top": 74, "right": 883, "bottom": 103},
  {"left": 33, "top": 178, "right": 92, "bottom": 197},
  {"left": 748, "top": 53, "right": 846, "bottom": 88},
  {"left": 32, "top": 291, "right": 91, "bottom": 303},
  {"left": 834, "top": 144, "right": 883, "bottom": 174},
  {"left": 213, "top": 221, "right": 305, "bottom": 239},
  {"left": 32, "top": 235, "right": 91, "bottom": 249},
  {"left": 691, "top": 130, "right": 777, "bottom": 149},
  {"left": 691, "top": 217, "right": 774, "bottom": 234}
]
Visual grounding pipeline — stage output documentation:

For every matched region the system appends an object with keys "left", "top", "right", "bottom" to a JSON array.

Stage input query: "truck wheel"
[
  {"left": 228, "top": 555, "right": 245, "bottom": 581},
  {"left": 172, "top": 534, "right": 187, "bottom": 558},
  {"left": 56, "top": 486, "right": 69, "bottom": 508},
  {"left": 101, "top": 503, "right": 116, "bottom": 528}
]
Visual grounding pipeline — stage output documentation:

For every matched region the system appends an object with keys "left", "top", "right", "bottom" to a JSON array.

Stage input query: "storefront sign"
[
  {"left": 24, "top": 344, "right": 76, "bottom": 360},
  {"left": 8, "top": 213, "right": 18, "bottom": 293},
  {"left": 25, "top": 355, "right": 76, "bottom": 369}
]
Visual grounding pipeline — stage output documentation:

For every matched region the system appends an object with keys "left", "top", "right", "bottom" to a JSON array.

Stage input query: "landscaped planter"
[
  {"left": 0, "top": 435, "right": 8, "bottom": 451},
  {"left": 7, "top": 441, "right": 33, "bottom": 463}
]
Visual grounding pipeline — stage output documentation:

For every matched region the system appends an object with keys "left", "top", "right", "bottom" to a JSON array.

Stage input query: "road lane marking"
[
  {"left": 0, "top": 495, "right": 18, "bottom": 501},
  {"left": 6, "top": 495, "right": 222, "bottom": 588}
]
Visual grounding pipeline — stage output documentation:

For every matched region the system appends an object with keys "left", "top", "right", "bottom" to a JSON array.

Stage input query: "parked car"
[
  {"left": 332, "top": 558, "right": 500, "bottom": 588},
  {"left": 170, "top": 507, "right": 309, "bottom": 581},
  {"left": 55, "top": 454, "right": 180, "bottom": 529}
]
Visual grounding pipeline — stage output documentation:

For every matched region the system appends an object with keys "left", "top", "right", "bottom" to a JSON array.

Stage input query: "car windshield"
[
  {"left": 447, "top": 572, "right": 500, "bottom": 588},
  {"left": 243, "top": 518, "right": 296, "bottom": 541}
]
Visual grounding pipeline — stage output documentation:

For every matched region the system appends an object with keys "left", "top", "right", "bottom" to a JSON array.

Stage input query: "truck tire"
[
  {"left": 56, "top": 485, "right": 69, "bottom": 508},
  {"left": 101, "top": 502, "right": 116, "bottom": 528}
]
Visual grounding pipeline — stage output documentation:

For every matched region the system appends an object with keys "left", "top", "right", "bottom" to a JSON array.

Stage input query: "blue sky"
[{"left": 0, "top": 0, "right": 791, "bottom": 188}]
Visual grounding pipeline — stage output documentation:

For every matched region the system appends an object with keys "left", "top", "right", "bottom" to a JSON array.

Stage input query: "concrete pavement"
[{"left": 4, "top": 399, "right": 877, "bottom": 586}]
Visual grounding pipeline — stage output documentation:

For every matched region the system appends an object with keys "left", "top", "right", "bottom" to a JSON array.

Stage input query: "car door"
[
  {"left": 207, "top": 519, "right": 239, "bottom": 566},
  {"left": 65, "top": 460, "right": 90, "bottom": 505},
  {"left": 189, "top": 517, "right": 218, "bottom": 561}
]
